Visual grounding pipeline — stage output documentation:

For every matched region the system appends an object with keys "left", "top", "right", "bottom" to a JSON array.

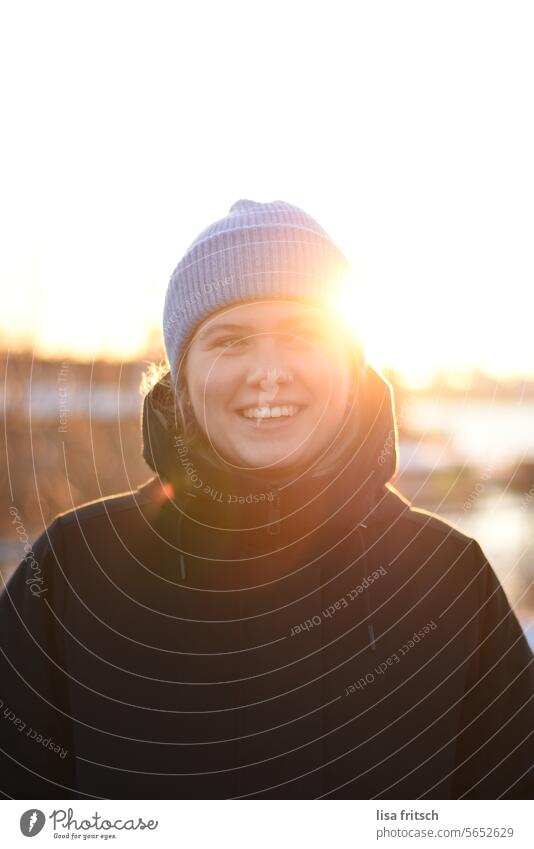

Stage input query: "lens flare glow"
[{"left": 322, "top": 271, "right": 365, "bottom": 347}]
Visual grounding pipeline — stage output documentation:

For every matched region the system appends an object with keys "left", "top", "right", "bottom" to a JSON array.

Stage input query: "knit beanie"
[{"left": 163, "top": 198, "right": 353, "bottom": 389}]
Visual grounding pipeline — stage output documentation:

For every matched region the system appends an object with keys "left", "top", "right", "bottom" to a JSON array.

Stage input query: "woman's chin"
[{"left": 230, "top": 447, "right": 308, "bottom": 476}]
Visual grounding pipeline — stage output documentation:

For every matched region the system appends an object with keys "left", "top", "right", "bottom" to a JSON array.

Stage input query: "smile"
[{"left": 239, "top": 404, "right": 302, "bottom": 419}]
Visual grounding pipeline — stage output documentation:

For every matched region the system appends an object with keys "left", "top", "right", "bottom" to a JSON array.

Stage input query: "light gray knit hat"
[{"left": 163, "top": 198, "right": 353, "bottom": 389}]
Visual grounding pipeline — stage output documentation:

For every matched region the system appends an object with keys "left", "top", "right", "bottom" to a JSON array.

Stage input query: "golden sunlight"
[{"left": 325, "top": 273, "right": 440, "bottom": 385}]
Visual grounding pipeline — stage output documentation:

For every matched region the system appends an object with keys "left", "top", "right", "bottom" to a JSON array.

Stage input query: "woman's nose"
[
  {"left": 244, "top": 335, "right": 295, "bottom": 404},
  {"left": 246, "top": 365, "right": 294, "bottom": 389},
  {"left": 246, "top": 365, "right": 294, "bottom": 405}
]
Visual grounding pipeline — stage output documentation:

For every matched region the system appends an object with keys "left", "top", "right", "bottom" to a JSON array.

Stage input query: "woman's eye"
[
  {"left": 216, "top": 336, "right": 246, "bottom": 348},
  {"left": 292, "top": 327, "right": 323, "bottom": 341},
  {"left": 214, "top": 329, "right": 323, "bottom": 348}
]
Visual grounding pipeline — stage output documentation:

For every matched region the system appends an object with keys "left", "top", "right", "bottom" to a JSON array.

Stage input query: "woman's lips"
[{"left": 235, "top": 406, "right": 306, "bottom": 429}]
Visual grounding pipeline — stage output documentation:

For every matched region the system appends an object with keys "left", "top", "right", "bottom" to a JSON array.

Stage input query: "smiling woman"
[
  {"left": 1, "top": 199, "right": 533, "bottom": 801},
  {"left": 180, "top": 298, "right": 365, "bottom": 479}
]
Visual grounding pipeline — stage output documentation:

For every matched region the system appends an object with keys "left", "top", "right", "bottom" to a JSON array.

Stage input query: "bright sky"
[{"left": 1, "top": 1, "right": 533, "bottom": 385}]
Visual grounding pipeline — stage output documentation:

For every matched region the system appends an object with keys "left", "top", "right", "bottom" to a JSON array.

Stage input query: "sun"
[
  {"left": 322, "top": 271, "right": 366, "bottom": 346},
  {"left": 322, "top": 271, "right": 436, "bottom": 386}
]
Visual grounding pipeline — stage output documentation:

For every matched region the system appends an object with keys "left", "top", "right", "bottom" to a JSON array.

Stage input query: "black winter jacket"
[{"left": 1, "top": 366, "right": 533, "bottom": 799}]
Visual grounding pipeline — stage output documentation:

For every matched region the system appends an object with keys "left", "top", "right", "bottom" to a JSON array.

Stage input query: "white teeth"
[{"left": 241, "top": 404, "right": 300, "bottom": 419}]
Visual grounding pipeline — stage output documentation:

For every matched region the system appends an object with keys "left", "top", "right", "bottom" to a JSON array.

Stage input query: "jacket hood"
[{"left": 140, "top": 363, "right": 410, "bottom": 536}]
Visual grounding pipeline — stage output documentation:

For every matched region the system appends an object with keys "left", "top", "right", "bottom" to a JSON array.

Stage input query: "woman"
[{"left": 1, "top": 199, "right": 533, "bottom": 800}]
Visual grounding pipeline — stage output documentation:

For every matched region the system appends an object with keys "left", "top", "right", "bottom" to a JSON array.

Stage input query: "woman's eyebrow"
[
  {"left": 198, "top": 322, "right": 248, "bottom": 339},
  {"left": 197, "top": 317, "right": 320, "bottom": 340}
]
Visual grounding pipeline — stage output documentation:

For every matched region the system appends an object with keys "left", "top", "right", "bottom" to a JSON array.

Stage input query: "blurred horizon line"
[{"left": 2, "top": 343, "right": 534, "bottom": 393}]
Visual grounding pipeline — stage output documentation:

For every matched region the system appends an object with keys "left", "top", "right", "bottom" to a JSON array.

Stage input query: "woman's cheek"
[{"left": 193, "top": 358, "right": 224, "bottom": 399}]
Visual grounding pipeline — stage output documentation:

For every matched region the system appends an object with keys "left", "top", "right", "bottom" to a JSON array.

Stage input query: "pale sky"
[{"left": 1, "top": 1, "right": 533, "bottom": 384}]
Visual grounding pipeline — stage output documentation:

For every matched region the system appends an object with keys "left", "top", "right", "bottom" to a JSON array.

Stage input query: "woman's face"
[{"left": 183, "top": 298, "right": 357, "bottom": 475}]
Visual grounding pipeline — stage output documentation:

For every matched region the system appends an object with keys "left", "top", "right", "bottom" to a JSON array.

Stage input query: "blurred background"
[{"left": 1, "top": 1, "right": 533, "bottom": 646}]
